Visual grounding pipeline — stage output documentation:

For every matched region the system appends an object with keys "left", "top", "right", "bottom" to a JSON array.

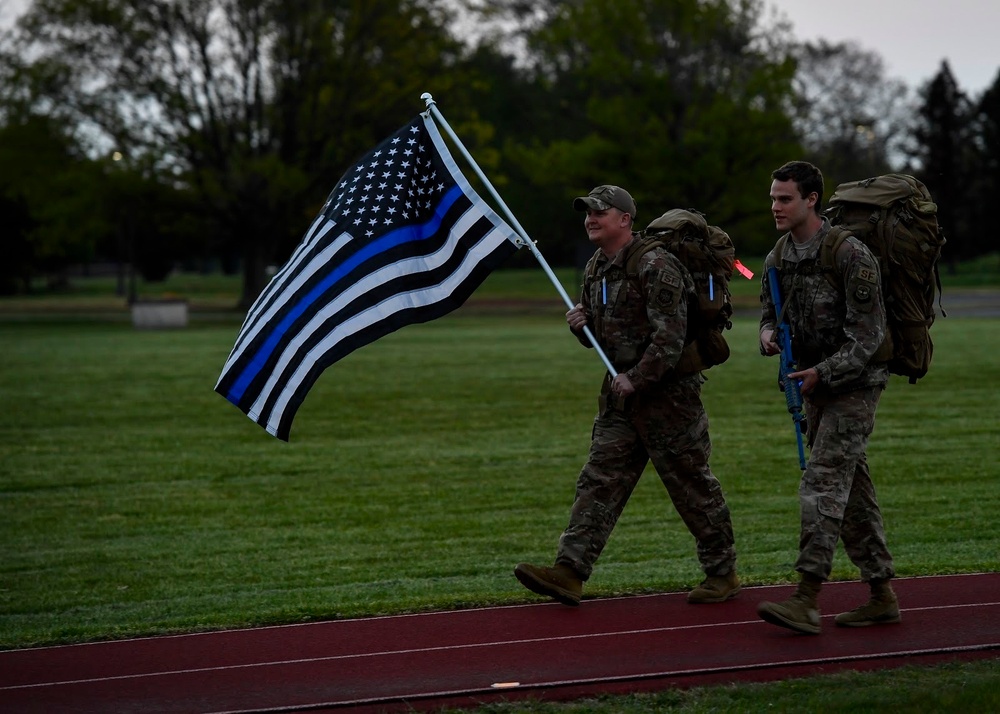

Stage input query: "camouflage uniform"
[
  {"left": 759, "top": 217, "right": 895, "bottom": 582},
  {"left": 557, "top": 233, "right": 737, "bottom": 580}
]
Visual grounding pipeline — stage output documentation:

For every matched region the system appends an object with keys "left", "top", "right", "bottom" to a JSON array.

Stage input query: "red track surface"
[{"left": 2, "top": 573, "right": 998, "bottom": 713}]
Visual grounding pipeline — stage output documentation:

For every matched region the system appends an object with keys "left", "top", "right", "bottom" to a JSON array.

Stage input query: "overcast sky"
[{"left": 766, "top": 0, "right": 999, "bottom": 96}]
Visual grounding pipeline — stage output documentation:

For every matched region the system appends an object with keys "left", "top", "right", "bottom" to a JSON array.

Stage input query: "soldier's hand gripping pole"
[{"left": 767, "top": 267, "right": 807, "bottom": 470}]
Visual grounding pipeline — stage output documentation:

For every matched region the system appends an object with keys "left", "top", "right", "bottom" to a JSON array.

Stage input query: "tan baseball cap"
[{"left": 573, "top": 185, "right": 637, "bottom": 218}]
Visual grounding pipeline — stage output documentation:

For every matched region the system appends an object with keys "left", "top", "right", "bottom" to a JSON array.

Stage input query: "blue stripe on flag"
[{"left": 226, "top": 184, "right": 465, "bottom": 404}]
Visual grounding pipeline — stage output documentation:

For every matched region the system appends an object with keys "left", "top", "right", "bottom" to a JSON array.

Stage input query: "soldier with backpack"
[
  {"left": 513, "top": 184, "right": 740, "bottom": 607},
  {"left": 756, "top": 161, "right": 901, "bottom": 635}
]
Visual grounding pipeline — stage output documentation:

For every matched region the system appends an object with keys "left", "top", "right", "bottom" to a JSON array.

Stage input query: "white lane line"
[
  {"left": 4, "top": 601, "right": 999, "bottom": 692},
  {"left": 6, "top": 573, "right": 995, "bottom": 653}
]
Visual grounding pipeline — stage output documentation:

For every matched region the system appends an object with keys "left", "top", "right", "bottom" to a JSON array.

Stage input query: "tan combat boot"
[
  {"left": 757, "top": 573, "right": 823, "bottom": 635},
  {"left": 513, "top": 562, "right": 583, "bottom": 606},
  {"left": 835, "top": 578, "right": 901, "bottom": 627},
  {"left": 687, "top": 570, "right": 741, "bottom": 604}
]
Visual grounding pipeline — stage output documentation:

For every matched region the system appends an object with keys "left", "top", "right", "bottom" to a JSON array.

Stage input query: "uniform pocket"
[
  {"left": 817, "top": 494, "right": 845, "bottom": 520},
  {"left": 838, "top": 414, "right": 873, "bottom": 438}
]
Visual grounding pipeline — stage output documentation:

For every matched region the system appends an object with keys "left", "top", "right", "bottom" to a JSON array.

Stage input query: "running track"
[{"left": 2, "top": 573, "right": 997, "bottom": 713}]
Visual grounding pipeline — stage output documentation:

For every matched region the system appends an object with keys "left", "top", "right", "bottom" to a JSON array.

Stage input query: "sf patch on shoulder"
[
  {"left": 655, "top": 271, "right": 682, "bottom": 312},
  {"left": 856, "top": 267, "right": 878, "bottom": 283},
  {"left": 851, "top": 266, "right": 877, "bottom": 311}
]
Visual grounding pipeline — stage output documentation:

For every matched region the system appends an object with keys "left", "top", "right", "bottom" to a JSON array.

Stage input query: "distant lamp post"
[
  {"left": 111, "top": 149, "right": 136, "bottom": 304},
  {"left": 855, "top": 123, "right": 877, "bottom": 169}
]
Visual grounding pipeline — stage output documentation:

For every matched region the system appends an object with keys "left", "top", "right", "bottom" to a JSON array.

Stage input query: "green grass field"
[{"left": 1, "top": 268, "right": 998, "bottom": 711}]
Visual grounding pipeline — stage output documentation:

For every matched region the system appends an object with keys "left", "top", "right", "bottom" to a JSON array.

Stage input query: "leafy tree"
[
  {"left": 4, "top": 0, "right": 481, "bottom": 307},
  {"left": 0, "top": 115, "right": 108, "bottom": 293},
  {"left": 788, "top": 40, "right": 910, "bottom": 184},
  {"left": 909, "top": 61, "right": 974, "bottom": 267},
  {"left": 103, "top": 156, "right": 208, "bottom": 287},
  {"left": 464, "top": 0, "right": 802, "bottom": 262},
  {"left": 966, "top": 70, "right": 1000, "bottom": 261},
  {"left": 0, "top": 188, "right": 35, "bottom": 295}
]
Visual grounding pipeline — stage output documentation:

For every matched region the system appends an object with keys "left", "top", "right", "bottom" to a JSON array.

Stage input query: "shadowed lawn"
[
  {"left": 1, "top": 309, "right": 997, "bottom": 649},
  {"left": 1, "top": 273, "right": 997, "bottom": 712}
]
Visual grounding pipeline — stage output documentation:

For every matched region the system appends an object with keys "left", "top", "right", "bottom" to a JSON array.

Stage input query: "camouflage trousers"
[
  {"left": 556, "top": 376, "right": 737, "bottom": 581},
  {"left": 796, "top": 384, "right": 895, "bottom": 582}
]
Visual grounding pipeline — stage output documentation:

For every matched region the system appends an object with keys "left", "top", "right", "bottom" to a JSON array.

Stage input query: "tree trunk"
[{"left": 239, "top": 239, "right": 269, "bottom": 311}]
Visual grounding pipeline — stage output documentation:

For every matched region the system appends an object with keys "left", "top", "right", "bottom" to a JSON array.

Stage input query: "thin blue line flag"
[{"left": 215, "top": 113, "right": 521, "bottom": 440}]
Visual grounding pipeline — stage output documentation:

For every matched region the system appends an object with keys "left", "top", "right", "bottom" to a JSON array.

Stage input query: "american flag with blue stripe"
[{"left": 215, "top": 113, "right": 521, "bottom": 440}]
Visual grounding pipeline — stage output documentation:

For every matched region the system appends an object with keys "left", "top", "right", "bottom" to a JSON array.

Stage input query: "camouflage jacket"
[
  {"left": 575, "top": 233, "right": 694, "bottom": 390},
  {"left": 759, "top": 217, "right": 889, "bottom": 393}
]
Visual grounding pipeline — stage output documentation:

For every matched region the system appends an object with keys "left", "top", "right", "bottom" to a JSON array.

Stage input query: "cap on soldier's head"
[{"left": 573, "top": 185, "right": 637, "bottom": 219}]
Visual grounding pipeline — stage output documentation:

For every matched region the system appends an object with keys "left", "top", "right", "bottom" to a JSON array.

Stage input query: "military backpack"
[
  {"left": 585, "top": 208, "right": 735, "bottom": 374},
  {"left": 822, "top": 174, "right": 946, "bottom": 384}
]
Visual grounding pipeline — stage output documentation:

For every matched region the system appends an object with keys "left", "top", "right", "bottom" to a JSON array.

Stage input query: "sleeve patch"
[
  {"left": 660, "top": 272, "right": 681, "bottom": 288},
  {"left": 856, "top": 267, "right": 877, "bottom": 283},
  {"left": 656, "top": 288, "right": 677, "bottom": 311},
  {"left": 852, "top": 283, "right": 875, "bottom": 312}
]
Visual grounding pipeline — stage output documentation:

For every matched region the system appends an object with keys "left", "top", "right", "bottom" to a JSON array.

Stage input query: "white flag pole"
[{"left": 421, "top": 93, "right": 617, "bottom": 378}]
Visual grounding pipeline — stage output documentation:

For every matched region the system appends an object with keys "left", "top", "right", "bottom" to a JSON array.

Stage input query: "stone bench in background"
[{"left": 131, "top": 299, "right": 189, "bottom": 329}]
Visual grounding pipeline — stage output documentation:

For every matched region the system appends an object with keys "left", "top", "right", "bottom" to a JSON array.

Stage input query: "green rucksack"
[
  {"left": 821, "top": 174, "right": 946, "bottom": 384},
  {"left": 585, "top": 208, "right": 735, "bottom": 374}
]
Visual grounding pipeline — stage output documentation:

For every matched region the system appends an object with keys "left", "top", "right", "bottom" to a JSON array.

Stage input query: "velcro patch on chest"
[{"left": 605, "top": 267, "right": 624, "bottom": 283}]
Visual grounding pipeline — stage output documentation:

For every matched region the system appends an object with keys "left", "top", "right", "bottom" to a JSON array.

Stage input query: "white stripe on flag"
[
  {"left": 218, "top": 221, "right": 350, "bottom": 380},
  {"left": 246, "top": 208, "right": 503, "bottom": 434}
]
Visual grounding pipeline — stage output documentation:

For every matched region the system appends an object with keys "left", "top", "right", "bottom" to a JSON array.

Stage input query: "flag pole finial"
[{"left": 421, "top": 92, "right": 435, "bottom": 107}]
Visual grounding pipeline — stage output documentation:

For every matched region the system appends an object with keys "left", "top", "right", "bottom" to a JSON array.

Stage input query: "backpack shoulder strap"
[
  {"left": 775, "top": 227, "right": 848, "bottom": 272},
  {"left": 624, "top": 234, "right": 666, "bottom": 278},
  {"left": 819, "top": 225, "right": 851, "bottom": 287},
  {"left": 583, "top": 234, "right": 665, "bottom": 296},
  {"left": 583, "top": 249, "right": 601, "bottom": 285},
  {"left": 772, "top": 233, "right": 789, "bottom": 267}
]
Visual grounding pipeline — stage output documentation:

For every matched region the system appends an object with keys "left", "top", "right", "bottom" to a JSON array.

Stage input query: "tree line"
[{"left": 1, "top": 0, "right": 996, "bottom": 303}]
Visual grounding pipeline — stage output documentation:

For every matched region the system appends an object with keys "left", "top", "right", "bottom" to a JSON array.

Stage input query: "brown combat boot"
[
  {"left": 687, "top": 570, "right": 741, "bottom": 604},
  {"left": 835, "top": 578, "right": 901, "bottom": 627},
  {"left": 757, "top": 573, "right": 823, "bottom": 635},
  {"left": 513, "top": 563, "right": 583, "bottom": 606}
]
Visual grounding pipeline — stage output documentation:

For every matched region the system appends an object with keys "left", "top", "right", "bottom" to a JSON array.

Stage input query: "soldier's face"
[
  {"left": 584, "top": 207, "right": 628, "bottom": 245},
  {"left": 770, "top": 179, "right": 817, "bottom": 233}
]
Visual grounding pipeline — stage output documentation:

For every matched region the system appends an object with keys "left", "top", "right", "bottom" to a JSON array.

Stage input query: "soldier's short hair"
[{"left": 772, "top": 161, "right": 824, "bottom": 214}]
